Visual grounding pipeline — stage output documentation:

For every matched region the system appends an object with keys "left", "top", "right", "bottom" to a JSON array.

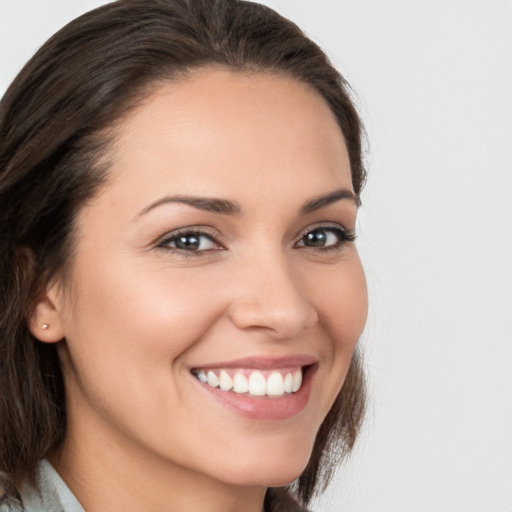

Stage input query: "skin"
[{"left": 31, "top": 68, "right": 368, "bottom": 512}]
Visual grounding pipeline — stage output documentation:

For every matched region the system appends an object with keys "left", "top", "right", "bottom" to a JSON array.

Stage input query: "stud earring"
[{"left": 41, "top": 323, "right": 50, "bottom": 330}]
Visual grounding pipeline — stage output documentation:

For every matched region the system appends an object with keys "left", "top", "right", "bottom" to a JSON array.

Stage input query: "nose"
[{"left": 227, "top": 252, "right": 319, "bottom": 340}]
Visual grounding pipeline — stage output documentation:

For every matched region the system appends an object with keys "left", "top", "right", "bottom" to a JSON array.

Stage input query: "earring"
[{"left": 41, "top": 323, "right": 50, "bottom": 330}]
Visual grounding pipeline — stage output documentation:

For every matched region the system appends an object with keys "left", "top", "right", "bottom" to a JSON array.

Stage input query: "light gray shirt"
[{"left": 0, "top": 460, "right": 84, "bottom": 512}]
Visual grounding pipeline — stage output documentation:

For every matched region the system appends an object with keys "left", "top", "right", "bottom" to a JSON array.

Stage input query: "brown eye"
[
  {"left": 303, "top": 229, "right": 330, "bottom": 247},
  {"left": 296, "top": 226, "right": 355, "bottom": 249},
  {"left": 159, "top": 231, "right": 221, "bottom": 252}
]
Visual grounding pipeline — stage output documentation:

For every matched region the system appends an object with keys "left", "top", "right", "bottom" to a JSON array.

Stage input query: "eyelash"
[
  {"left": 157, "top": 229, "right": 223, "bottom": 256},
  {"left": 295, "top": 224, "right": 356, "bottom": 251},
  {"left": 156, "top": 224, "right": 356, "bottom": 256}
]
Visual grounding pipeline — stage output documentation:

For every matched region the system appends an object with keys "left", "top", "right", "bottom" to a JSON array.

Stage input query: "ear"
[{"left": 28, "top": 283, "right": 66, "bottom": 343}]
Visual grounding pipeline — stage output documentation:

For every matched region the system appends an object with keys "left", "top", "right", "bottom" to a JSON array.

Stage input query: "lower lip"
[{"left": 194, "top": 367, "right": 316, "bottom": 421}]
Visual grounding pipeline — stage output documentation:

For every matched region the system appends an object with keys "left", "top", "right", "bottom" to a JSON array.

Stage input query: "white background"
[{"left": 1, "top": 1, "right": 511, "bottom": 511}]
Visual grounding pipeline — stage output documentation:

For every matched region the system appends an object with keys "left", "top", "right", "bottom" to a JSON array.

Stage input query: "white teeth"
[
  {"left": 283, "top": 372, "right": 293, "bottom": 393},
  {"left": 233, "top": 373, "right": 249, "bottom": 393},
  {"left": 248, "top": 371, "right": 267, "bottom": 396},
  {"left": 219, "top": 370, "right": 233, "bottom": 391},
  {"left": 267, "top": 372, "right": 284, "bottom": 396},
  {"left": 207, "top": 370, "right": 219, "bottom": 388},
  {"left": 291, "top": 368, "right": 302, "bottom": 392},
  {"left": 195, "top": 367, "right": 305, "bottom": 396}
]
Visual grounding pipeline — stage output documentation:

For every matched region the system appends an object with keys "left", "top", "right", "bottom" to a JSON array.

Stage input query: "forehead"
[{"left": 96, "top": 68, "right": 352, "bottom": 213}]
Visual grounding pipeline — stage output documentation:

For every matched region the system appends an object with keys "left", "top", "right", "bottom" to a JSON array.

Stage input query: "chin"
[
  {"left": 215, "top": 440, "right": 313, "bottom": 488},
  {"left": 223, "top": 465, "right": 307, "bottom": 489}
]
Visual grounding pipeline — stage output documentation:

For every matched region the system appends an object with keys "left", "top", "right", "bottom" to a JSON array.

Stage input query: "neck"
[{"left": 49, "top": 417, "right": 266, "bottom": 512}]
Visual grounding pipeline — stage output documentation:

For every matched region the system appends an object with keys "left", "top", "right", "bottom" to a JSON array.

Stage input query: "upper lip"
[{"left": 190, "top": 354, "right": 318, "bottom": 371}]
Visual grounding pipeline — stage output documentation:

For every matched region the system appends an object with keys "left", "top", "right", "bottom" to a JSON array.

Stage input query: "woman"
[{"left": 0, "top": 0, "right": 367, "bottom": 510}]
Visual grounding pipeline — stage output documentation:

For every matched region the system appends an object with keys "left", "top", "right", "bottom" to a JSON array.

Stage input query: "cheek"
[
  {"left": 64, "top": 257, "right": 228, "bottom": 361},
  {"left": 336, "top": 260, "right": 368, "bottom": 346},
  {"left": 300, "top": 253, "right": 367, "bottom": 410},
  {"left": 56, "top": 256, "right": 231, "bottom": 425},
  {"left": 310, "top": 254, "right": 368, "bottom": 351},
  {"left": 57, "top": 258, "right": 232, "bottom": 438}
]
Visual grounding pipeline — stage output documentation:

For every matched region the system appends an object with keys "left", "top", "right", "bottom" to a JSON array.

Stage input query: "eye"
[
  {"left": 158, "top": 230, "right": 223, "bottom": 252},
  {"left": 295, "top": 225, "right": 355, "bottom": 250}
]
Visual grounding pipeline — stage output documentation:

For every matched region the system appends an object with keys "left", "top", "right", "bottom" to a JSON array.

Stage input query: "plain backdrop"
[{"left": 1, "top": 1, "right": 511, "bottom": 511}]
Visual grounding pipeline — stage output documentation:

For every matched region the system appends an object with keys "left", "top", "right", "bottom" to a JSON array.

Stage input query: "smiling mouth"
[{"left": 191, "top": 366, "right": 310, "bottom": 398}]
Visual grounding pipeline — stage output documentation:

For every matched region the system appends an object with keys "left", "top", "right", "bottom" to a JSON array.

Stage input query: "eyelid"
[
  {"left": 296, "top": 221, "right": 354, "bottom": 238},
  {"left": 156, "top": 226, "right": 226, "bottom": 252},
  {"left": 294, "top": 222, "right": 356, "bottom": 248},
  {"left": 153, "top": 222, "right": 355, "bottom": 254}
]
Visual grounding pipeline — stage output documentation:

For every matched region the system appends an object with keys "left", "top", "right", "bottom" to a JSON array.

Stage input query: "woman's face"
[{"left": 43, "top": 68, "right": 367, "bottom": 489}]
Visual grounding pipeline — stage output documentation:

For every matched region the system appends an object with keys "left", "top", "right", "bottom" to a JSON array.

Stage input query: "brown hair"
[{"left": 0, "top": 0, "right": 366, "bottom": 508}]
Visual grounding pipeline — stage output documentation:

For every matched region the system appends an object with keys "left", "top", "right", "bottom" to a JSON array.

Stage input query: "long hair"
[{"left": 0, "top": 0, "right": 366, "bottom": 508}]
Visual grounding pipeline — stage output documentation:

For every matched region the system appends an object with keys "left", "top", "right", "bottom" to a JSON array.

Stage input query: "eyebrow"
[
  {"left": 137, "top": 188, "right": 359, "bottom": 218},
  {"left": 299, "top": 189, "right": 360, "bottom": 213},
  {"left": 137, "top": 196, "right": 241, "bottom": 217}
]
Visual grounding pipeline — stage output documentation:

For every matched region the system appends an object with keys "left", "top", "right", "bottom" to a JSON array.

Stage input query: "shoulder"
[
  {"left": 0, "top": 471, "right": 23, "bottom": 511},
  {"left": 0, "top": 498, "right": 24, "bottom": 512},
  {"left": 0, "top": 481, "right": 24, "bottom": 512},
  {"left": 2, "top": 461, "right": 82, "bottom": 512},
  {"left": 18, "top": 460, "right": 83, "bottom": 512}
]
